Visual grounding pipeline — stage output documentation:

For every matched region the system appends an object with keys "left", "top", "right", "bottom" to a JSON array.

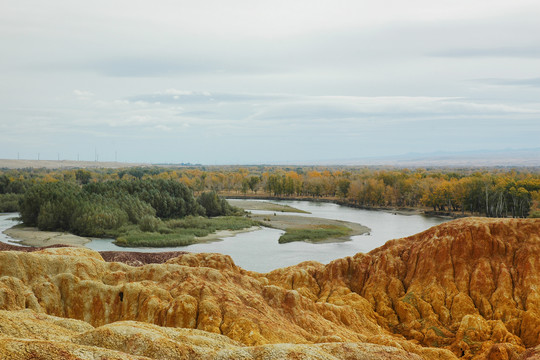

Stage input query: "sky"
[{"left": 1, "top": 0, "right": 539, "bottom": 164}]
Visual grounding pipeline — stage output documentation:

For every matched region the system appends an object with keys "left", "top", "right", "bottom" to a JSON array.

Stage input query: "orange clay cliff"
[{"left": 0, "top": 217, "right": 539, "bottom": 359}]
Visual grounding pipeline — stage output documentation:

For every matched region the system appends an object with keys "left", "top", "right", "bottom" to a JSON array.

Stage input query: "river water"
[{"left": 0, "top": 200, "right": 448, "bottom": 272}]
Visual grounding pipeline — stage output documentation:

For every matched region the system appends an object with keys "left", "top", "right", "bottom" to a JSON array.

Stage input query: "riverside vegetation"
[
  {"left": 10, "top": 179, "right": 355, "bottom": 246},
  {"left": 16, "top": 179, "right": 260, "bottom": 247},
  {"left": 1, "top": 166, "right": 540, "bottom": 246},
  {"left": 1, "top": 165, "right": 540, "bottom": 218},
  {"left": 277, "top": 225, "right": 352, "bottom": 243}
]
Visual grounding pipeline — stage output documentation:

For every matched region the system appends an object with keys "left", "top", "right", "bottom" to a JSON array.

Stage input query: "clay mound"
[
  {"left": 0, "top": 217, "right": 538, "bottom": 359},
  {"left": 99, "top": 251, "right": 188, "bottom": 266}
]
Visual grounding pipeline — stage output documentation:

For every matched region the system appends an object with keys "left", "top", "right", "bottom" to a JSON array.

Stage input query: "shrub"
[
  {"left": 19, "top": 182, "right": 81, "bottom": 227},
  {"left": 197, "top": 191, "right": 238, "bottom": 217},
  {"left": 71, "top": 204, "right": 129, "bottom": 237},
  {"left": 0, "top": 193, "right": 22, "bottom": 212},
  {"left": 139, "top": 215, "right": 161, "bottom": 232}
]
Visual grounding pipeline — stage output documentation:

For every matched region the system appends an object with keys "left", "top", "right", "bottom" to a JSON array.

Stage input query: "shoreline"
[
  {"left": 225, "top": 195, "right": 461, "bottom": 218},
  {"left": 249, "top": 213, "right": 370, "bottom": 243},
  {"left": 3, "top": 227, "right": 91, "bottom": 247},
  {"left": 192, "top": 226, "right": 262, "bottom": 243},
  {"left": 227, "top": 199, "right": 309, "bottom": 214},
  {"left": 4, "top": 225, "right": 263, "bottom": 249},
  {"left": 113, "top": 225, "right": 263, "bottom": 247}
]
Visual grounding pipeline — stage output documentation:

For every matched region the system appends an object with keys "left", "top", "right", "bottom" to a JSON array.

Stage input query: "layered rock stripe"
[{"left": 0, "top": 217, "right": 539, "bottom": 359}]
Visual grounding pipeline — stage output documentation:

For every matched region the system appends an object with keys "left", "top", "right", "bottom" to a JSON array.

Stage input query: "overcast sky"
[{"left": 1, "top": 0, "right": 539, "bottom": 164}]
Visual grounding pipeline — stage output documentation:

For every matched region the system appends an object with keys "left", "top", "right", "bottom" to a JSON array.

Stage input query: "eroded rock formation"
[{"left": 0, "top": 217, "right": 538, "bottom": 359}]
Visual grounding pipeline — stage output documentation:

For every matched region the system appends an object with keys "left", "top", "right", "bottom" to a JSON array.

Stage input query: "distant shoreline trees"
[{"left": 1, "top": 166, "right": 539, "bottom": 218}]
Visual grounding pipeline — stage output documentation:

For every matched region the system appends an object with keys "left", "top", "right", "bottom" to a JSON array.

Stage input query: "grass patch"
[
  {"left": 228, "top": 200, "right": 310, "bottom": 214},
  {"left": 428, "top": 326, "right": 447, "bottom": 338},
  {"left": 401, "top": 292, "right": 418, "bottom": 306},
  {"left": 114, "top": 216, "right": 260, "bottom": 247},
  {"left": 116, "top": 231, "right": 198, "bottom": 247},
  {"left": 259, "top": 203, "right": 310, "bottom": 214},
  {"left": 278, "top": 225, "right": 352, "bottom": 244}
]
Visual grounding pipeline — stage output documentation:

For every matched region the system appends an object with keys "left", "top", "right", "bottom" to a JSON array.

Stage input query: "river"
[{"left": 0, "top": 200, "right": 448, "bottom": 272}]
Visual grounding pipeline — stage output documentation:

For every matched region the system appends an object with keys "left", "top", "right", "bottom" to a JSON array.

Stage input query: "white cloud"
[
  {"left": 73, "top": 90, "right": 94, "bottom": 99},
  {"left": 1, "top": 1, "right": 540, "bottom": 163}
]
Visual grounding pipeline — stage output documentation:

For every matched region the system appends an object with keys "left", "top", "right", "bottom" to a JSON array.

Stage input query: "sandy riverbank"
[
  {"left": 190, "top": 226, "right": 261, "bottom": 243},
  {"left": 3, "top": 227, "right": 91, "bottom": 247},
  {"left": 3, "top": 225, "right": 263, "bottom": 248}
]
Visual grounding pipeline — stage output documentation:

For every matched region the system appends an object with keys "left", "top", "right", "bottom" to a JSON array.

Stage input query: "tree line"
[{"left": 1, "top": 166, "right": 539, "bottom": 218}]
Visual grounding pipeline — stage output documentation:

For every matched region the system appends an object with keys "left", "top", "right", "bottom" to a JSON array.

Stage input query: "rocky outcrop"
[
  {"left": 0, "top": 310, "right": 423, "bottom": 360},
  {"left": 0, "top": 217, "right": 538, "bottom": 359},
  {"left": 311, "top": 217, "right": 540, "bottom": 359}
]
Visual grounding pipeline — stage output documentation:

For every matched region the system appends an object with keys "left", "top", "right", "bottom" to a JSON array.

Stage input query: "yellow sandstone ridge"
[{"left": 0, "top": 217, "right": 539, "bottom": 359}]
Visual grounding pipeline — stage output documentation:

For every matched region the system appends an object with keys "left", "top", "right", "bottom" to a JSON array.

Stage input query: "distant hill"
[
  {"left": 3, "top": 148, "right": 539, "bottom": 169},
  {"left": 0, "top": 159, "right": 147, "bottom": 170},
  {"left": 295, "top": 148, "right": 540, "bottom": 167}
]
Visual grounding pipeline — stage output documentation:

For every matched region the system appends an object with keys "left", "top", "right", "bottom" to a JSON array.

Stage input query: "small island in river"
[
  {"left": 226, "top": 200, "right": 370, "bottom": 243},
  {"left": 3, "top": 198, "right": 370, "bottom": 247}
]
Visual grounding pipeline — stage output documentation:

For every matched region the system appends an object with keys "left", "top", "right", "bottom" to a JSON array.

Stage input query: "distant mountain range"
[{"left": 2, "top": 148, "right": 539, "bottom": 169}]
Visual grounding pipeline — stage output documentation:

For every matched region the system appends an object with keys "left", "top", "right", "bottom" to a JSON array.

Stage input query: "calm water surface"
[
  {"left": 0, "top": 201, "right": 448, "bottom": 272},
  {"left": 0, "top": 214, "right": 24, "bottom": 246}
]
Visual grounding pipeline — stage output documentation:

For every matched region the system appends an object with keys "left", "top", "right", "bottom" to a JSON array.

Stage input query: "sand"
[
  {"left": 3, "top": 226, "right": 263, "bottom": 248},
  {"left": 3, "top": 227, "right": 91, "bottom": 247},
  {"left": 194, "top": 226, "right": 261, "bottom": 243}
]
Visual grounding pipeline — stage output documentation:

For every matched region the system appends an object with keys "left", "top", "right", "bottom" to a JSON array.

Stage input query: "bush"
[
  {"left": 197, "top": 191, "right": 238, "bottom": 217},
  {"left": 71, "top": 204, "right": 129, "bottom": 237},
  {"left": 138, "top": 215, "right": 161, "bottom": 232},
  {"left": 117, "top": 195, "right": 156, "bottom": 224},
  {"left": 20, "top": 182, "right": 81, "bottom": 227},
  {"left": 0, "top": 193, "right": 22, "bottom": 212}
]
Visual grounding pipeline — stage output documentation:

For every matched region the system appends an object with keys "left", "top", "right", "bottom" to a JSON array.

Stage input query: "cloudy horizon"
[{"left": 1, "top": 0, "right": 539, "bottom": 164}]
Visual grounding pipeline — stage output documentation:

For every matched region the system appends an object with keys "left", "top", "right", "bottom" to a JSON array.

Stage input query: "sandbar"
[
  {"left": 194, "top": 226, "right": 262, "bottom": 243},
  {"left": 3, "top": 227, "right": 90, "bottom": 247}
]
